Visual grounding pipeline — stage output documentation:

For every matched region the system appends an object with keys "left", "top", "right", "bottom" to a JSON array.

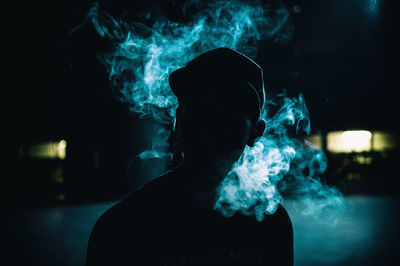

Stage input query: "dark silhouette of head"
[{"left": 169, "top": 47, "right": 266, "bottom": 176}]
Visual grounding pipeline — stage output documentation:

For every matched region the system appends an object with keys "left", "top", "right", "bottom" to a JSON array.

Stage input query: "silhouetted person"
[{"left": 86, "top": 47, "right": 293, "bottom": 266}]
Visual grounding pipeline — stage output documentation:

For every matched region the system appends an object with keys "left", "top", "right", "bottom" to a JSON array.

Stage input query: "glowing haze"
[
  {"left": 215, "top": 94, "right": 344, "bottom": 221},
  {"left": 88, "top": 0, "right": 344, "bottom": 221}
]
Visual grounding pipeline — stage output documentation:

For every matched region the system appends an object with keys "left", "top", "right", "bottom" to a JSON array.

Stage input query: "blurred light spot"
[
  {"left": 353, "top": 154, "right": 373, "bottom": 165},
  {"left": 327, "top": 130, "right": 399, "bottom": 153},
  {"left": 304, "top": 134, "right": 323, "bottom": 149},
  {"left": 346, "top": 172, "right": 361, "bottom": 180},
  {"left": 59, "top": 140, "right": 67, "bottom": 149},
  {"left": 372, "top": 131, "right": 400, "bottom": 151},
  {"left": 24, "top": 140, "right": 67, "bottom": 160},
  {"left": 328, "top": 130, "right": 372, "bottom": 153},
  {"left": 369, "top": 0, "right": 378, "bottom": 14},
  {"left": 57, "top": 140, "right": 67, "bottom": 159},
  {"left": 55, "top": 193, "right": 66, "bottom": 201},
  {"left": 51, "top": 166, "right": 64, "bottom": 184},
  {"left": 293, "top": 5, "right": 302, "bottom": 14}
]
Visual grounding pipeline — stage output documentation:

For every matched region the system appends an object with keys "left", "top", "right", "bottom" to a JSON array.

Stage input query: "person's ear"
[
  {"left": 247, "top": 119, "right": 265, "bottom": 147},
  {"left": 174, "top": 107, "right": 182, "bottom": 137}
]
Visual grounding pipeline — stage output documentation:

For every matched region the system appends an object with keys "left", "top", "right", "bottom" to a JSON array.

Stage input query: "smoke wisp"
[{"left": 87, "top": 0, "right": 345, "bottom": 221}]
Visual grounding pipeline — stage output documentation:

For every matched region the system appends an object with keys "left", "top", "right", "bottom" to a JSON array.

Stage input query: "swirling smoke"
[{"left": 87, "top": 0, "right": 344, "bottom": 221}]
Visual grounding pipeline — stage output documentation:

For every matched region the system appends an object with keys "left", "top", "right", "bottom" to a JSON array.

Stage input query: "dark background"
[
  {"left": 10, "top": 0, "right": 399, "bottom": 134},
  {"left": 6, "top": 0, "right": 399, "bottom": 203},
  {"left": 4, "top": 1, "right": 400, "bottom": 265}
]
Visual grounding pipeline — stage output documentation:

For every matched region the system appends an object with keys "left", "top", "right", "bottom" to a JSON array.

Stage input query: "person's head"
[{"left": 169, "top": 47, "right": 266, "bottom": 174}]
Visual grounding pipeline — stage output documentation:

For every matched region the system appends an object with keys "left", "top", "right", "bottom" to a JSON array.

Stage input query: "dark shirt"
[{"left": 86, "top": 171, "right": 293, "bottom": 266}]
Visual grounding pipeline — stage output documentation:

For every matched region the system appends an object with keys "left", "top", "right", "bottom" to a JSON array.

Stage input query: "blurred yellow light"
[
  {"left": 57, "top": 140, "right": 67, "bottom": 159},
  {"left": 353, "top": 155, "right": 373, "bottom": 164},
  {"left": 341, "top": 130, "right": 372, "bottom": 140},
  {"left": 26, "top": 140, "right": 67, "bottom": 159},
  {"left": 55, "top": 193, "right": 66, "bottom": 201},
  {"left": 328, "top": 130, "right": 372, "bottom": 153},
  {"left": 372, "top": 131, "right": 400, "bottom": 151},
  {"left": 303, "top": 134, "right": 323, "bottom": 149},
  {"left": 59, "top": 140, "right": 67, "bottom": 149}
]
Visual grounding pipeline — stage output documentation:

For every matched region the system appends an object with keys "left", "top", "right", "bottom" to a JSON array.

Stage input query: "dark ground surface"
[{"left": 5, "top": 194, "right": 400, "bottom": 266}]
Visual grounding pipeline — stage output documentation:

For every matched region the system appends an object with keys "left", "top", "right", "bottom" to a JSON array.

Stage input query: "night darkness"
[{"left": 5, "top": 0, "right": 400, "bottom": 266}]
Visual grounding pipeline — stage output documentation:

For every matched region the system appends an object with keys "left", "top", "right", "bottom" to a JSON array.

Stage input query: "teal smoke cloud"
[{"left": 87, "top": 0, "right": 344, "bottom": 221}]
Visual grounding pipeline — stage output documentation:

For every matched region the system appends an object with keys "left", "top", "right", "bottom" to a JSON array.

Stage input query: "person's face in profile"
[{"left": 176, "top": 96, "right": 254, "bottom": 173}]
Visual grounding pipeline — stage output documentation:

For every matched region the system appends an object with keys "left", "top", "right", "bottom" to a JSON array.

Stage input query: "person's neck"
[{"left": 175, "top": 161, "right": 229, "bottom": 209}]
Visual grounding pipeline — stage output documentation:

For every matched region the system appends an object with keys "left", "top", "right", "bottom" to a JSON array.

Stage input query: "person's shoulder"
[
  {"left": 88, "top": 200, "right": 125, "bottom": 246},
  {"left": 274, "top": 204, "right": 292, "bottom": 226},
  {"left": 86, "top": 200, "right": 124, "bottom": 265},
  {"left": 267, "top": 204, "right": 293, "bottom": 246},
  {"left": 258, "top": 204, "right": 294, "bottom": 265},
  {"left": 102, "top": 170, "right": 176, "bottom": 222},
  {"left": 269, "top": 204, "right": 293, "bottom": 230},
  {"left": 253, "top": 204, "right": 293, "bottom": 240},
  {"left": 86, "top": 172, "right": 175, "bottom": 265},
  {"left": 119, "top": 170, "right": 175, "bottom": 209}
]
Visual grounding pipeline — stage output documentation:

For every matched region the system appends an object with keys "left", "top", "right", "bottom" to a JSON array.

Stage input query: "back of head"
[
  {"left": 169, "top": 47, "right": 266, "bottom": 169},
  {"left": 170, "top": 47, "right": 265, "bottom": 122}
]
